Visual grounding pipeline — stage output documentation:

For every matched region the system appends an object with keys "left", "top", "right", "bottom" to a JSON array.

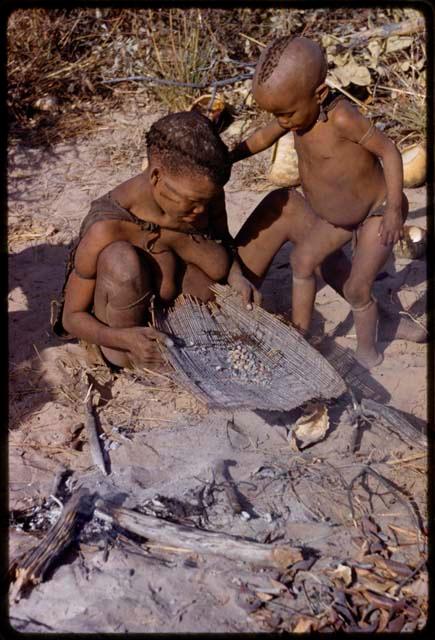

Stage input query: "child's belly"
[{"left": 297, "top": 144, "right": 387, "bottom": 227}]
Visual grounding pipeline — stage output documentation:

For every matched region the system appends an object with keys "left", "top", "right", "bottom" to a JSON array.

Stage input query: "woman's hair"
[{"left": 145, "top": 110, "right": 231, "bottom": 187}]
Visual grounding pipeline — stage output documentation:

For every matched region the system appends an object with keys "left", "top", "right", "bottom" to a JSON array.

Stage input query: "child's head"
[
  {"left": 145, "top": 111, "right": 231, "bottom": 222},
  {"left": 253, "top": 36, "right": 328, "bottom": 132}
]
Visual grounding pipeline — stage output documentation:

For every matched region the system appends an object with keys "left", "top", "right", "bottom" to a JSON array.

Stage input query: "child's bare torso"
[{"left": 294, "top": 103, "right": 387, "bottom": 228}]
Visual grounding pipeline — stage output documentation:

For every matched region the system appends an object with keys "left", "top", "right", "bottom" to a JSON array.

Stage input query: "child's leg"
[
  {"left": 93, "top": 241, "right": 166, "bottom": 367},
  {"left": 289, "top": 218, "right": 352, "bottom": 334},
  {"left": 343, "top": 219, "right": 396, "bottom": 368},
  {"left": 236, "top": 188, "right": 320, "bottom": 285}
]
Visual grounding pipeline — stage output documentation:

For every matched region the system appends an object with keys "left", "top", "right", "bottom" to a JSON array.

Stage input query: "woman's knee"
[
  {"left": 97, "top": 241, "right": 144, "bottom": 284},
  {"left": 343, "top": 278, "right": 371, "bottom": 307}
]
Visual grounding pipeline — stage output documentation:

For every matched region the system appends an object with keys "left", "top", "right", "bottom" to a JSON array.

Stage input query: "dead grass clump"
[{"left": 8, "top": 7, "right": 427, "bottom": 148}]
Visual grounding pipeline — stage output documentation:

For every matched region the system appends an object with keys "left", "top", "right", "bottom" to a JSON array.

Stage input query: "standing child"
[{"left": 231, "top": 35, "right": 420, "bottom": 368}]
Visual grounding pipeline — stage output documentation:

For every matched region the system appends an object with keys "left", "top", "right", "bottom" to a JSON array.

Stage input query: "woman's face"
[{"left": 152, "top": 168, "right": 220, "bottom": 224}]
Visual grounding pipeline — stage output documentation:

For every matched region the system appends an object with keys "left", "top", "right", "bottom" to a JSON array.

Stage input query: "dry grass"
[{"left": 7, "top": 7, "right": 426, "bottom": 147}]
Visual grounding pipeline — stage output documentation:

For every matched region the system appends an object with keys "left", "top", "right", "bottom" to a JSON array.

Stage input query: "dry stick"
[
  {"left": 393, "top": 558, "right": 427, "bottom": 597},
  {"left": 239, "top": 32, "right": 266, "bottom": 48},
  {"left": 101, "top": 72, "right": 253, "bottom": 88},
  {"left": 94, "top": 501, "right": 302, "bottom": 570},
  {"left": 346, "top": 466, "right": 424, "bottom": 541},
  {"left": 376, "top": 85, "right": 426, "bottom": 99},
  {"left": 386, "top": 453, "right": 426, "bottom": 465},
  {"left": 84, "top": 385, "right": 108, "bottom": 476},
  {"left": 346, "top": 17, "right": 425, "bottom": 49},
  {"left": 9, "top": 489, "right": 92, "bottom": 602}
]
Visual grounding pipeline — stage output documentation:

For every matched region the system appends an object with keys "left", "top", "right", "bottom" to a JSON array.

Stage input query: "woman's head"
[{"left": 145, "top": 111, "right": 231, "bottom": 222}]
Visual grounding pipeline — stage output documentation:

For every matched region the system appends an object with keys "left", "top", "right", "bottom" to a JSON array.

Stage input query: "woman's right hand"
[{"left": 118, "top": 326, "right": 174, "bottom": 368}]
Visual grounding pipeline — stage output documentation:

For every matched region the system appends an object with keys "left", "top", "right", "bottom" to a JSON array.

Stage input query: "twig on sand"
[
  {"left": 346, "top": 466, "right": 424, "bottom": 542},
  {"left": 94, "top": 500, "right": 302, "bottom": 569},
  {"left": 84, "top": 384, "right": 108, "bottom": 476},
  {"left": 398, "top": 311, "right": 428, "bottom": 335}
]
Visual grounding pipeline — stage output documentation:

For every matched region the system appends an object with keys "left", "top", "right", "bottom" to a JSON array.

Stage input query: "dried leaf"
[
  {"left": 328, "top": 563, "right": 353, "bottom": 587},
  {"left": 367, "top": 39, "right": 382, "bottom": 60},
  {"left": 357, "top": 573, "right": 397, "bottom": 595},
  {"left": 255, "top": 591, "right": 274, "bottom": 602},
  {"left": 330, "top": 51, "right": 351, "bottom": 67},
  {"left": 401, "top": 573, "right": 428, "bottom": 598},
  {"left": 385, "top": 35, "right": 413, "bottom": 53},
  {"left": 378, "top": 608, "right": 392, "bottom": 632},
  {"left": 360, "top": 589, "right": 402, "bottom": 610},
  {"left": 291, "top": 403, "right": 329, "bottom": 450},
  {"left": 374, "top": 556, "right": 415, "bottom": 579},
  {"left": 293, "top": 616, "right": 316, "bottom": 633},
  {"left": 386, "top": 614, "right": 406, "bottom": 632},
  {"left": 330, "top": 63, "right": 371, "bottom": 87},
  {"left": 321, "top": 34, "right": 336, "bottom": 48},
  {"left": 268, "top": 578, "right": 287, "bottom": 593}
]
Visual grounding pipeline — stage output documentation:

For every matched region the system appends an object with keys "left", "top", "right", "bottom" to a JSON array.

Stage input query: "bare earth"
[{"left": 8, "top": 104, "right": 428, "bottom": 632}]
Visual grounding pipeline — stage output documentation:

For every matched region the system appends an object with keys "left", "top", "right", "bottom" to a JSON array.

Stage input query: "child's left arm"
[{"left": 333, "top": 103, "right": 405, "bottom": 246}]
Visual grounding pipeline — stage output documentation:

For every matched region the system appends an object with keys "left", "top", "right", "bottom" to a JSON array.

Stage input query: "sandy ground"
[{"left": 8, "top": 104, "right": 428, "bottom": 632}]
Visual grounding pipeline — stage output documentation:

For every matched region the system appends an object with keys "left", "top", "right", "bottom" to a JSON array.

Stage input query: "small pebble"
[{"left": 240, "top": 511, "right": 251, "bottom": 521}]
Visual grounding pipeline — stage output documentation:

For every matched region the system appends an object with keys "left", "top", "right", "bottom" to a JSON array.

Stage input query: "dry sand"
[{"left": 8, "top": 104, "right": 428, "bottom": 632}]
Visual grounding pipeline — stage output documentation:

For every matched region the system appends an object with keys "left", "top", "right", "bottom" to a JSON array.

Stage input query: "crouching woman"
[{"left": 52, "top": 111, "right": 259, "bottom": 369}]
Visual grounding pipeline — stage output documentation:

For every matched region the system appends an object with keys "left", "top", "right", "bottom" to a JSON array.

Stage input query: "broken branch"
[
  {"left": 94, "top": 501, "right": 302, "bottom": 569},
  {"left": 9, "top": 489, "right": 93, "bottom": 602},
  {"left": 84, "top": 387, "right": 108, "bottom": 475}
]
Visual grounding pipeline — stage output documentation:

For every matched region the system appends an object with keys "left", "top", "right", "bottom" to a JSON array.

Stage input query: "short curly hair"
[
  {"left": 255, "top": 36, "right": 327, "bottom": 89},
  {"left": 257, "top": 35, "right": 293, "bottom": 85},
  {"left": 145, "top": 111, "right": 231, "bottom": 187}
]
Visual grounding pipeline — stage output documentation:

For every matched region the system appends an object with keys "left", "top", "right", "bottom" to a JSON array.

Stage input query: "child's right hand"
[
  {"left": 378, "top": 209, "right": 404, "bottom": 246},
  {"left": 119, "top": 326, "right": 173, "bottom": 368}
]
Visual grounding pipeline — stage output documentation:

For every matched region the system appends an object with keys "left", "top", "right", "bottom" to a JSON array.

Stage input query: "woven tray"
[{"left": 154, "top": 284, "right": 347, "bottom": 411}]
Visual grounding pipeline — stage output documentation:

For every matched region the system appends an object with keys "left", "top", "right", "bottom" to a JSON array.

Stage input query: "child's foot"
[
  {"left": 355, "top": 346, "right": 383, "bottom": 369},
  {"left": 352, "top": 298, "right": 383, "bottom": 369}
]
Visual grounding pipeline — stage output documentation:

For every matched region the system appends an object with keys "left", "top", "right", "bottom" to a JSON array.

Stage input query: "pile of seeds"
[
  {"left": 185, "top": 340, "right": 272, "bottom": 386},
  {"left": 226, "top": 343, "right": 271, "bottom": 385}
]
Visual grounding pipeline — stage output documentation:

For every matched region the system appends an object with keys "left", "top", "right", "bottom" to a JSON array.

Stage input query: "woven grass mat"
[{"left": 154, "top": 284, "right": 347, "bottom": 411}]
